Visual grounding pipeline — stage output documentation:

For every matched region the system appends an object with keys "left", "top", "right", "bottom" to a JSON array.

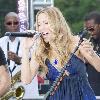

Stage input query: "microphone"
[
  {"left": 78, "top": 28, "right": 88, "bottom": 41},
  {"left": 5, "top": 31, "right": 41, "bottom": 37},
  {"left": 72, "top": 29, "right": 88, "bottom": 54}
]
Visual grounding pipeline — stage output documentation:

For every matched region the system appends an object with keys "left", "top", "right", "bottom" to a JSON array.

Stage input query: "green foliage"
[
  {"left": 54, "top": 0, "right": 100, "bottom": 34},
  {"left": 0, "top": 0, "right": 100, "bottom": 36}
]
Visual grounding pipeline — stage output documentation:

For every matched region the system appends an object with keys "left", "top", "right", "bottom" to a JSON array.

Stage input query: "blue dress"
[{"left": 45, "top": 54, "right": 96, "bottom": 100}]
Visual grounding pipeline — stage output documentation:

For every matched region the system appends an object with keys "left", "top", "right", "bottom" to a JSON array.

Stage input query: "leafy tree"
[
  {"left": 0, "top": 0, "right": 100, "bottom": 36},
  {"left": 54, "top": 0, "right": 100, "bottom": 34}
]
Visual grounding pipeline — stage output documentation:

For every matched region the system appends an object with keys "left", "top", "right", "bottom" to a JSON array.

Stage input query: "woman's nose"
[
  {"left": 42, "top": 32, "right": 46, "bottom": 35},
  {"left": 42, "top": 32, "right": 48, "bottom": 35}
]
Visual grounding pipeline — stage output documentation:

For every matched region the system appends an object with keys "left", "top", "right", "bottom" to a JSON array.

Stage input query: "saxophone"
[{"left": 1, "top": 71, "right": 25, "bottom": 100}]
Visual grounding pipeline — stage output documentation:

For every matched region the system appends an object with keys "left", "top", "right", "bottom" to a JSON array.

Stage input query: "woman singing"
[{"left": 21, "top": 7, "right": 100, "bottom": 100}]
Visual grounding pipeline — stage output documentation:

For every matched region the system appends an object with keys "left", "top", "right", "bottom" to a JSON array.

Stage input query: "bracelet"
[{"left": 89, "top": 50, "right": 96, "bottom": 57}]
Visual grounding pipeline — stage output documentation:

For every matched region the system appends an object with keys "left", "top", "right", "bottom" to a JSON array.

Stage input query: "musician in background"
[
  {"left": 21, "top": 7, "right": 100, "bottom": 100},
  {"left": 84, "top": 11, "right": 100, "bottom": 96},
  {"left": 0, "top": 47, "right": 11, "bottom": 97},
  {"left": 0, "top": 12, "right": 21, "bottom": 76},
  {"left": 0, "top": 12, "right": 39, "bottom": 99}
]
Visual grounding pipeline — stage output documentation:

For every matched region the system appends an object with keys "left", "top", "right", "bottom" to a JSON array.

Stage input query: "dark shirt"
[
  {"left": 0, "top": 47, "right": 7, "bottom": 66},
  {"left": 86, "top": 37, "right": 100, "bottom": 96}
]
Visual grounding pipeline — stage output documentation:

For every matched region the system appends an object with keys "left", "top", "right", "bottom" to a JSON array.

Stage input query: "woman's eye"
[
  {"left": 38, "top": 24, "right": 40, "bottom": 27},
  {"left": 45, "top": 22, "right": 48, "bottom": 24}
]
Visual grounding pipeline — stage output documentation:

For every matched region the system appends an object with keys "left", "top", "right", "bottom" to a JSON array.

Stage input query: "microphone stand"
[{"left": 44, "top": 29, "right": 88, "bottom": 100}]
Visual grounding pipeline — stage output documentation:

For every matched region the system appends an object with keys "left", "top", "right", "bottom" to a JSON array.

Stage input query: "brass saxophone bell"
[
  {"left": 15, "top": 86, "right": 25, "bottom": 99},
  {"left": 1, "top": 71, "right": 25, "bottom": 100}
]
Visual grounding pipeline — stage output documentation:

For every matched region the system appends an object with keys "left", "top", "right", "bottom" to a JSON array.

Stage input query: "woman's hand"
[
  {"left": 79, "top": 39, "right": 95, "bottom": 58},
  {"left": 21, "top": 32, "right": 41, "bottom": 50},
  {"left": 79, "top": 39, "right": 100, "bottom": 72},
  {"left": 21, "top": 37, "right": 35, "bottom": 50}
]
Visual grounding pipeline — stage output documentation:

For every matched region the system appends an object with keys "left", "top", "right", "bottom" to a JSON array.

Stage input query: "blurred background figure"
[
  {"left": 0, "top": 47, "right": 11, "bottom": 97},
  {"left": 84, "top": 11, "right": 100, "bottom": 96},
  {"left": 0, "top": 12, "right": 21, "bottom": 76},
  {"left": 0, "top": 12, "right": 39, "bottom": 99}
]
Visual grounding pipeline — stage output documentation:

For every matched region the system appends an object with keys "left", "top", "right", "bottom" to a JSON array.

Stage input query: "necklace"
[{"left": 53, "top": 59, "right": 58, "bottom": 65}]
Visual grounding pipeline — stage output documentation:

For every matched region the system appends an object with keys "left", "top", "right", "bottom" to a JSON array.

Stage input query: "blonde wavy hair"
[{"left": 35, "top": 7, "right": 76, "bottom": 73}]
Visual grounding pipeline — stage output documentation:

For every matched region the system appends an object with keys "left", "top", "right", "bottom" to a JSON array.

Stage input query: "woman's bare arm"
[{"left": 21, "top": 37, "right": 40, "bottom": 84}]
